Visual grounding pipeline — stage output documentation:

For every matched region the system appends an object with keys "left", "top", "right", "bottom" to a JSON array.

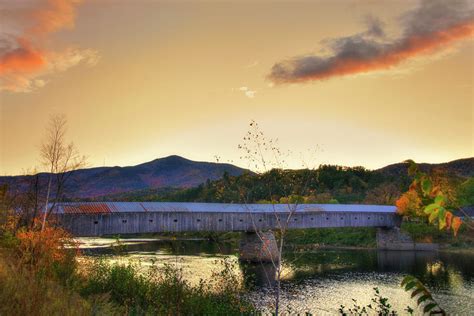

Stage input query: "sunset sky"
[{"left": 1, "top": 0, "right": 473, "bottom": 175}]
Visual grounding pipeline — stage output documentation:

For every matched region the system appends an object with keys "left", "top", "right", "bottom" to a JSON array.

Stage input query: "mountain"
[
  {"left": 0, "top": 155, "right": 249, "bottom": 198},
  {"left": 102, "top": 157, "right": 473, "bottom": 204},
  {"left": 1, "top": 156, "right": 472, "bottom": 201},
  {"left": 376, "top": 157, "right": 474, "bottom": 178}
]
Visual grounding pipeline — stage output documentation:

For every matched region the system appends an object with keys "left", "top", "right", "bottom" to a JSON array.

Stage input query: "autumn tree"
[
  {"left": 364, "top": 183, "right": 401, "bottom": 205},
  {"left": 396, "top": 160, "right": 463, "bottom": 235}
]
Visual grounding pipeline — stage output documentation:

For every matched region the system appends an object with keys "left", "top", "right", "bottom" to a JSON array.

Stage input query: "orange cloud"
[
  {"left": 313, "top": 22, "right": 473, "bottom": 82},
  {"left": 0, "top": 38, "right": 45, "bottom": 75},
  {"left": 0, "top": 0, "right": 97, "bottom": 92},
  {"left": 268, "top": 0, "right": 474, "bottom": 84},
  {"left": 395, "top": 22, "right": 474, "bottom": 60},
  {"left": 28, "top": 0, "right": 82, "bottom": 36}
]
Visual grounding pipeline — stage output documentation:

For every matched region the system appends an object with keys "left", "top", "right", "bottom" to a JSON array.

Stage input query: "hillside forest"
[{"left": 90, "top": 163, "right": 474, "bottom": 212}]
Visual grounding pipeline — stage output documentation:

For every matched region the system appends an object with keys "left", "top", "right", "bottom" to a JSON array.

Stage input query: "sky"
[{"left": 0, "top": 0, "right": 473, "bottom": 175}]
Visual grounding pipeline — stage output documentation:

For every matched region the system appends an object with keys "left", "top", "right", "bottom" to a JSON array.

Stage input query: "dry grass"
[{"left": 0, "top": 250, "right": 89, "bottom": 315}]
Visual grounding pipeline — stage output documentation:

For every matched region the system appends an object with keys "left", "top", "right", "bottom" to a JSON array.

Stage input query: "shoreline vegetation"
[
  {"left": 2, "top": 228, "right": 471, "bottom": 316},
  {"left": 3, "top": 223, "right": 471, "bottom": 316},
  {"left": 1, "top": 214, "right": 472, "bottom": 315}
]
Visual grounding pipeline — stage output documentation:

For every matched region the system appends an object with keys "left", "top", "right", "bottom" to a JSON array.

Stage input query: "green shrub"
[
  {"left": 284, "top": 227, "right": 376, "bottom": 247},
  {"left": 401, "top": 221, "right": 472, "bottom": 246},
  {"left": 81, "top": 258, "right": 255, "bottom": 315},
  {"left": 457, "top": 177, "right": 474, "bottom": 207}
]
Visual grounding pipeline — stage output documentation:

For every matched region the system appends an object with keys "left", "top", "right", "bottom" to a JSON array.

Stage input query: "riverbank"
[
  {"left": 2, "top": 225, "right": 473, "bottom": 315},
  {"left": 114, "top": 221, "right": 473, "bottom": 251},
  {"left": 0, "top": 228, "right": 255, "bottom": 315},
  {"left": 74, "top": 236, "right": 474, "bottom": 314}
]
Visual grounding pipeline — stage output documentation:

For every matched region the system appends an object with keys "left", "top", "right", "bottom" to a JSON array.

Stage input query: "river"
[{"left": 77, "top": 237, "right": 474, "bottom": 315}]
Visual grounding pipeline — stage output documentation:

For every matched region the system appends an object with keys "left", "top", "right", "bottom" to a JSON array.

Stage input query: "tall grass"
[
  {"left": 81, "top": 258, "right": 255, "bottom": 315},
  {"left": 0, "top": 257, "right": 88, "bottom": 316}
]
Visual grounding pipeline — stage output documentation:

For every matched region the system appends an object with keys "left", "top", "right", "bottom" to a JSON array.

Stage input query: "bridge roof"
[{"left": 51, "top": 202, "right": 396, "bottom": 214}]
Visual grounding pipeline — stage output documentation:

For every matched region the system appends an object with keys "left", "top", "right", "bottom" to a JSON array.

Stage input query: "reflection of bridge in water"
[
  {"left": 253, "top": 249, "right": 471, "bottom": 287},
  {"left": 53, "top": 202, "right": 406, "bottom": 262}
]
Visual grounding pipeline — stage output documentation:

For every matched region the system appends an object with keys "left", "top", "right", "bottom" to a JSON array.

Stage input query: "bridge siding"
[{"left": 54, "top": 211, "right": 400, "bottom": 237}]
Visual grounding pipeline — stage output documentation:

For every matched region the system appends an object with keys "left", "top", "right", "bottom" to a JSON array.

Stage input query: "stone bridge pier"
[
  {"left": 239, "top": 231, "right": 280, "bottom": 263},
  {"left": 376, "top": 227, "right": 438, "bottom": 251}
]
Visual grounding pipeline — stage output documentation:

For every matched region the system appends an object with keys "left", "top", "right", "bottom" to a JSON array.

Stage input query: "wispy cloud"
[
  {"left": 244, "top": 60, "right": 259, "bottom": 68},
  {"left": 239, "top": 86, "right": 257, "bottom": 98},
  {"left": 0, "top": 0, "right": 99, "bottom": 92},
  {"left": 268, "top": 0, "right": 474, "bottom": 84}
]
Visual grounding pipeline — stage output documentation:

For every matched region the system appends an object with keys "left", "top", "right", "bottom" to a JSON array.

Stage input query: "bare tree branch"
[
  {"left": 238, "top": 120, "right": 319, "bottom": 315},
  {"left": 40, "top": 114, "right": 86, "bottom": 231}
]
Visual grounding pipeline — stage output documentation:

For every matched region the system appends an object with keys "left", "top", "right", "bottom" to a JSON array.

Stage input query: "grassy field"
[
  {"left": 283, "top": 227, "right": 377, "bottom": 248},
  {"left": 283, "top": 221, "right": 473, "bottom": 249}
]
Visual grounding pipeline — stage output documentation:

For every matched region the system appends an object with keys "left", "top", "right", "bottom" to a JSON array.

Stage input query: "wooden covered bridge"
[{"left": 51, "top": 202, "right": 410, "bottom": 262}]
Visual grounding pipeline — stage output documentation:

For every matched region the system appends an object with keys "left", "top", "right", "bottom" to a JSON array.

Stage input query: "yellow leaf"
[{"left": 429, "top": 210, "right": 438, "bottom": 223}]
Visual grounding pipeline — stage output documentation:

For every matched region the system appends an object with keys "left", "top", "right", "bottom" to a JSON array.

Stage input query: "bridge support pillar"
[
  {"left": 376, "top": 227, "right": 415, "bottom": 250},
  {"left": 239, "top": 231, "right": 280, "bottom": 263},
  {"left": 376, "top": 227, "right": 439, "bottom": 251}
]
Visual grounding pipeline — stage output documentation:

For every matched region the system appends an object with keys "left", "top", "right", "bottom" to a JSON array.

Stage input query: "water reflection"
[
  {"left": 275, "top": 249, "right": 474, "bottom": 314},
  {"left": 79, "top": 238, "right": 235, "bottom": 256},
  {"left": 78, "top": 238, "right": 474, "bottom": 314},
  {"left": 240, "top": 262, "right": 277, "bottom": 288}
]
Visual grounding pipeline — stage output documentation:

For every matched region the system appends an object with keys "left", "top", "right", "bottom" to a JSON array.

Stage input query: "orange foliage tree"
[
  {"left": 15, "top": 219, "right": 78, "bottom": 278},
  {"left": 396, "top": 160, "right": 462, "bottom": 236}
]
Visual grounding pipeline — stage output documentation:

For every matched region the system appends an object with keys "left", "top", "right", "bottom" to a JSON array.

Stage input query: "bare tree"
[
  {"left": 238, "top": 120, "right": 318, "bottom": 315},
  {"left": 0, "top": 184, "right": 15, "bottom": 233},
  {"left": 17, "top": 170, "right": 41, "bottom": 230},
  {"left": 0, "top": 168, "right": 42, "bottom": 232},
  {"left": 40, "top": 114, "right": 86, "bottom": 231}
]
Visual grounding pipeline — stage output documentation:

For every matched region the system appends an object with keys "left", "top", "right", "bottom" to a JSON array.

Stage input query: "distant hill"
[
  {"left": 94, "top": 157, "right": 474, "bottom": 205},
  {"left": 1, "top": 156, "right": 471, "bottom": 201},
  {"left": 376, "top": 158, "right": 474, "bottom": 178},
  {"left": 0, "top": 155, "right": 249, "bottom": 198}
]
